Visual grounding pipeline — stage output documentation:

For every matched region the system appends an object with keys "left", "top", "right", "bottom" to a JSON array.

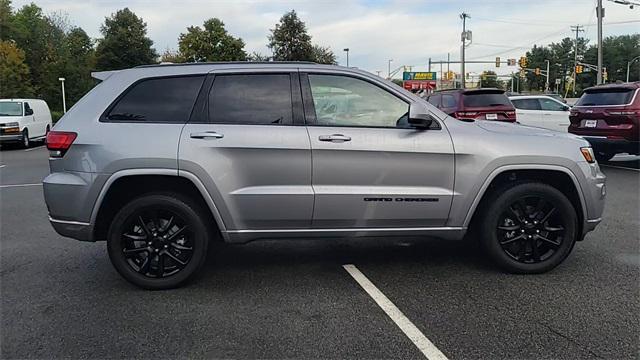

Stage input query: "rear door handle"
[
  {"left": 190, "top": 131, "right": 224, "bottom": 139},
  {"left": 319, "top": 134, "right": 351, "bottom": 142}
]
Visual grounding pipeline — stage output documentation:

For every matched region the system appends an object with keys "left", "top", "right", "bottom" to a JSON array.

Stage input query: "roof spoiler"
[{"left": 91, "top": 70, "right": 120, "bottom": 81}]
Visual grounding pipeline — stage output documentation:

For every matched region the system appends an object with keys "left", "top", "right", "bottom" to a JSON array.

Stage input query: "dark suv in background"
[
  {"left": 426, "top": 88, "right": 516, "bottom": 122},
  {"left": 569, "top": 82, "right": 640, "bottom": 161}
]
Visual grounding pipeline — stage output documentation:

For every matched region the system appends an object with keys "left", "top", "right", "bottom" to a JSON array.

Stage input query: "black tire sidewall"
[
  {"left": 107, "top": 194, "right": 209, "bottom": 290},
  {"left": 22, "top": 129, "right": 29, "bottom": 148},
  {"left": 479, "top": 183, "right": 578, "bottom": 274}
]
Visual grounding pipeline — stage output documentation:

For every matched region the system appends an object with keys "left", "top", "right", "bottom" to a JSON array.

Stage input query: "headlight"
[{"left": 580, "top": 147, "right": 595, "bottom": 163}]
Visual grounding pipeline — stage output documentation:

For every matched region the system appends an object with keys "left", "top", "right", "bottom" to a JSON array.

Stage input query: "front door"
[
  {"left": 301, "top": 73, "right": 455, "bottom": 228},
  {"left": 538, "top": 97, "right": 570, "bottom": 132},
  {"left": 179, "top": 71, "right": 313, "bottom": 230}
]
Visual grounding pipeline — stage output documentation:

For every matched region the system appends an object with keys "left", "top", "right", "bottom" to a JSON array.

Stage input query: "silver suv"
[{"left": 43, "top": 63, "right": 606, "bottom": 289}]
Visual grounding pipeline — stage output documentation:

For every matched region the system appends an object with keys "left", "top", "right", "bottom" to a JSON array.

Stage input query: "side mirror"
[
  {"left": 25, "top": 108, "right": 34, "bottom": 116},
  {"left": 408, "top": 103, "right": 435, "bottom": 129}
]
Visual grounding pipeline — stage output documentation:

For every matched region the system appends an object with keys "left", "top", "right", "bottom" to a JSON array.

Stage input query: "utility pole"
[
  {"left": 376, "top": 70, "right": 382, "bottom": 77},
  {"left": 58, "top": 77, "right": 66, "bottom": 113},
  {"left": 388, "top": 59, "right": 393, "bottom": 79},
  {"left": 571, "top": 24, "right": 584, "bottom": 96},
  {"left": 343, "top": 48, "right": 350, "bottom": 67},
  {"left": 596, "top": 0, "right": 604, "bottom": 84},
  {"left": 627, "top": 55, "right": 640, "bottom": 82},
  {"left": 460, "top": 12, "right": 470, "bottom": 89},
  {"left": 545, "top": 59, "right": 550, "bottom": 92}
]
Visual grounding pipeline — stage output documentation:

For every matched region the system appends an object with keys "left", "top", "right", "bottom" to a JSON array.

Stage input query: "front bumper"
[
  {"left": 582, "top": 136, "right": 640, "bottom": 155},
  {"left": 0, "top": 134, "right": 23, "bottom": 142},
  {"left": 576, "top": 161, "right": 607, "bottom": 239},
  {"left": 49, "top": 216, "right": 94, "bottom": 242}
]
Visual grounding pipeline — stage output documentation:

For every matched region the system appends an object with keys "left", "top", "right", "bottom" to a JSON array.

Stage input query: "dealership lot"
[{"left": 1, "top": 145, "right": 638, "bottom": 359}]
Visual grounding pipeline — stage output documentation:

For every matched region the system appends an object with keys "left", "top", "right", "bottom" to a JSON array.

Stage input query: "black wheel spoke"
[
  {"left": 162, "top": 216, "right": 174, "bottom": 233},
  {"left": 500, "top": 233, "right": 525, "bottom": 245},
  {"left": 123, "top": 233, "right": 146, "bottom": 241},
  {"left": 536, "top": 234, "right": 560, "bottom": 247},
  {"left": 139, "top": 256, "right": 151, "bottom": 274},
  {"left": 498, "top": 224, "right": 521, "bottom": 231},
  {"left": 170, "top": 243, "right": 193, "bottom": 251},
  {"left": 123, "top": 247, "right": 149, "bottom": 256},
  {"left": 138, "top": 216, "right": 152, "bottom": 237},
  {"left": 157, "top": 254, "right": 165, "bottom": 278},
  {"left": 165, "top": 251, "right": 188, "bottom": 266},
  {"left": 167, "top": 225, "right": 188, "bottom": 241},
  {"left": 534, "top": 198, "right": 547, "bottom": 219},
  {"left": 531, "top": 238, "right": 541, "bottom": 262},
  {"left": 544, "top": 225, "right": 565, "bottom": 232},
  {"left": 508, "top": 206, "right": 524, "bottom": 223},
  {"left": 540, "top": 207, "right": 556, "bottom": 224}
]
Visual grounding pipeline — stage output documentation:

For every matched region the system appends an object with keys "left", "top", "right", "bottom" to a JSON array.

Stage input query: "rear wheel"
[
  {"left": 107, "top": 193, "right": 210, "bottom": 289},
  {"left": 21, "top": 129, "right": 30, "bottom": 148},
  {"left": 478, "top": 182, "right": 578, "bottom": 274}
]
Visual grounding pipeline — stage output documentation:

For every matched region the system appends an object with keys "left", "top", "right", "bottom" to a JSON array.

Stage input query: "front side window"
[
  {"left": 106, "top": 75, "right": 205, "bottom": 123},
  {"left": 308, "top": 74, "right": 408, "bottom": 128},
  {"left": 208, "top": 74, "right": 292, "bottom": 125},
  {"left": 0, "top": 102, "right": 23, "bottom": 116},
  {"left": 538, "top": 98, "right": 566, "bottom": 111}
]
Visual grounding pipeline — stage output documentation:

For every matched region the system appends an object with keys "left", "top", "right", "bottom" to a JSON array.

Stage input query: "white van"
[{"left": 0, "top": 99, "right": 53, "bottom": 148}]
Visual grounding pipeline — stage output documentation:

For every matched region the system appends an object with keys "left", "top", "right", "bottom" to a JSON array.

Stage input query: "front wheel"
[
  {"left": 478, "top": 182, "right": 578, "bottom": 274},
  {"left": 21, "top": 129, "right": 30, "bottom": 148},
  {"left": 107, "top": 193, "right": 210, "bottom": 289}
]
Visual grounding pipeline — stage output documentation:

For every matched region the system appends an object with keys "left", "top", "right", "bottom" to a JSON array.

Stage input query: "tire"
[
  {"left": 477, "top": 182, "right": 578, "bottom": 274},
  {"left": 594, "top": 150, "right": 615, "bottom": 162},
  {"left": 107, "top": 193, "right": 210, "bottom": 289},
  {"left": 21, "top": 129, "right": 30, "bottom": 148}
]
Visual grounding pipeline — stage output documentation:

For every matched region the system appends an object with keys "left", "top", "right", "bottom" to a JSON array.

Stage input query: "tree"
[
  {"left": 160, "top": 48, "right": 184, "bottom": 63},
  {"left": 268, "top": 10, "right": 313, "bottom": 61},
  {"left": 60, "top": 27, "right": 96, "bottom": 105},
  {"left": 247, "top": 52, "right": 270, "bottom": 61},
  {"left": 95, "top": 8, "right": 157, "bottom": 70},
  {"left": 178, "top": 18, "right": 246, "bottom": 62},
  {"left": 311, "top": 45, "right": 337, "bottom": 65},
  {"left": 480, "top": 70, "right": 503, "bottom": 89},
  {"left": 0, "top": 40, "right": 34, "bottom": 97},
  {"left": 0, "top": 0, "right": 16, "bottom": 40}
]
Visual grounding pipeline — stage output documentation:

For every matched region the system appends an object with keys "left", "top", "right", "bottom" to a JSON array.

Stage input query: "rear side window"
[
  {"left": 208, "top": 74, "right": 292, "bottom": 125},
  {"left": 511, "top": 99, "right": 541, "bottom": 110},
  {"left": 576, "top": 89, "right": 635, "bottom": 106},
  {"left": 106, "top": 75, "right": 205, "bottom": 122},
  {"left": 462, "top": 92, "right": 511, "bottom": 107}
]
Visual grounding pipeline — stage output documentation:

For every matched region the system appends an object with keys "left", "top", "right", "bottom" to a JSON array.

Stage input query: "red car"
[
  {"left": 426, "top": 88, "right": 517, "bottom": 122},
  {"left": 569, "top": 82, "right": 640, "bottom": 161}
]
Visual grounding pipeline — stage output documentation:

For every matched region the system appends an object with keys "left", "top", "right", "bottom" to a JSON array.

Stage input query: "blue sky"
[{"left": 12, "top": 0, "right": 640, "bottom": 77}]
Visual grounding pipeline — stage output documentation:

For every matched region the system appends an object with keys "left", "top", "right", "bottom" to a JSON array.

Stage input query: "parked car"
[
  {"left": 569, "top": 82, "right": 640, "bottom": 161},
  {"left": 426, "top": 88, "right": 517, "bottom": 122},
  {"left": 44, "top": 63, "right": 605, "bottom": 289},
  {"left": 509, "top": 95, "right": 571, "bottom": 132},
  {"left": 0, "top": 99, "right": 52, "bottom": 148}
]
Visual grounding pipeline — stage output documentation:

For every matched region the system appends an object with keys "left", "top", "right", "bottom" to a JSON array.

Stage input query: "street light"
[
  {"left": 343, "top": 48, "right": 349, "bottom": 67},
  {"left": 58, "top": 77, "right": 66, "bottom": 113},
  {"left": 627, "top": 55, "right": 640, "bottom": 82},
  {"left": 388, "top": 59, "right": 393, "bottom": 79}
]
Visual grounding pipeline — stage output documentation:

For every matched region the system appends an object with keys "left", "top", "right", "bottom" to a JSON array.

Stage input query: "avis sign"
[{"left": 403, "top": 72, "right": 437, "bottom": 81}]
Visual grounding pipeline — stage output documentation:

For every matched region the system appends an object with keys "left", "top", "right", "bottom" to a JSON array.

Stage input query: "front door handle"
[
  {"left": 190, "top": 131, "right": 224, "bottom": 139},
  {"left": 319, "top": 134, "right": 351, "bottom": 142}
]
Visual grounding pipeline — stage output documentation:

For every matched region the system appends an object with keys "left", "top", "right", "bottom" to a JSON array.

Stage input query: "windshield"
[
  {"left": 0, "top": 102, "right": 23, "bottom": 116},
  {"left": 462, "top": 92, "right": 511, "bottom": 107},
  {"left": 576, "top": 89, "right": 635, "bottom": 106}
]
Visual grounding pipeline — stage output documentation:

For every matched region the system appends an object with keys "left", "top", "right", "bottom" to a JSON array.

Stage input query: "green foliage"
[
  {"left": 0, "top": 40, "right": 34, "bottom": 97},
  {"left": 311, "top": 45, "right": 337, "bottom": 65},
  {"left": 160, "top": 49, "right": 184, "bottom": 63},
  {"left": 178, "top": 18, "right": 246, "bottom": 62},
  {"left": 481, "top": 70, "right": 503, "bottom": 89},
  {"left": 268, "top": 10, "right": 314, "bottom": 61},
  {"left": 95, "top": 8, "right": 157, "bottom": 70},
  {"left": 50, "top": 110, "right": 63, "bottom": 122}
]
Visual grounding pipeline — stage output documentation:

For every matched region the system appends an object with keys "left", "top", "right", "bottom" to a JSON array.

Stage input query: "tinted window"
[
  {"left": 442, "top": 94, "right": 457, "bottom": 108},
  {"left": 0, "top": 102, "right": 23, "bottom": 116},
  {"left": 209, "top": 74, "right": 292, "bottom": 125},
  {"left": 107, "top": 76, "right": 204, "bottom": 122},
  {"left": 309, "top": 75, "right": 408, "bottom": 128},
  {"left": 427, "top": 94, "right": 441, "bottom": 107},
  {"left": 511, "top": 99, "right": 541, "bottom": 110},
  {"left": 462, "top": 92, "right": 511, "bottom": 107},
  {"left": 538, "top": 98, "right": 566, "bottom": 111},
  {"left": 576, "top": 89, "right": 635, "bottom": 106}
]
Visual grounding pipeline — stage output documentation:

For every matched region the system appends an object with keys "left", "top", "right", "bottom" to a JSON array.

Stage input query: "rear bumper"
[
  {"left": 581, "top": 136, "right": 640, "bottom": 155},
  {"left": 0, "top": 134, "right": 22, "bottom": 142},
  {"left": 49, "top": 216, "right": 94, "bottom": 242}
]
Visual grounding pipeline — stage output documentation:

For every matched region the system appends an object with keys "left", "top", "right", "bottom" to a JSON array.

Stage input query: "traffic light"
[
  {"left": 518, "top": 56, "right": 528, "bottom": 68},
  {"left": 576, "top": 65, "right": 583, "bottom": 74},
  {"left": 507, "top": 58, "right": 516, "bottom": 66},
  {"left": 495, "top": 57, "right": 501, "bottom": 67},
  {"left": 519, "top": 69, "right": 525, "bottom": 78},
  {"left": 535, "top": 68, "right": 541, "bottom": 75}
]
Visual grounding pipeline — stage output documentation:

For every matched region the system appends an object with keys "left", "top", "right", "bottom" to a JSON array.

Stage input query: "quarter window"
[
  {"left": 308, "top": 75, "right": 408, "bottom": 128},
  {"left": 106, "top": 75, "right": 205, "bottom": 123},
  {"left": 208, "top": 74, "right": 292, "bottom": 125}
]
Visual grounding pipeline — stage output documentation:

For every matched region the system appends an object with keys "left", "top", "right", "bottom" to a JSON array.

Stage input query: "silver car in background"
[{"left": 43, "top": 63, "right": 606, "bottom": 289}]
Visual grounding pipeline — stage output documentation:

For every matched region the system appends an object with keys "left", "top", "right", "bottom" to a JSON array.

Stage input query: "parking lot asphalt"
[{"left": 1, "top": 144, "right": 638, "bottom": 359}]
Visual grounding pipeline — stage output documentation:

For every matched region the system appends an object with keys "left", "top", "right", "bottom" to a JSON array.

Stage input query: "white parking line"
[
  {"left": 0, "top": 164, "right": 5, "bottom": 169},
  {"left": 24, "top": 145, "right": 45, "bottom": 152},
  {"left": 601, "top": 164, "right": 640, "bottom": 172},
  {"left": 0, "top": 183, "right": 42, "bottom": 189},
  {"left": 342, "top": 264, "right": 448, "bottom": 360}
]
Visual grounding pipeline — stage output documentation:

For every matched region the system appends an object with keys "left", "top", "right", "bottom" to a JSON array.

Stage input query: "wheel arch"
[
  {"left": 464, "top": 165, "right": 587, "bottom": 238},
  {"left": 91, "top": 169, "right": 227, "bottom": 242}
]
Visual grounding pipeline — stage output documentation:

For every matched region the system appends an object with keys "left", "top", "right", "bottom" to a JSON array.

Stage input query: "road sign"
[
  {"left": 402, "top": 72, "right": 437, "bottom": 81},
  {"left": 495, "top": 57, "right": 500, "bottom": 67},
  {"left": 507, "top": 58, "right": 516, "bottom": 66},
  {"left": 555, "top": 78, "right": 561, "bottom": 85}
]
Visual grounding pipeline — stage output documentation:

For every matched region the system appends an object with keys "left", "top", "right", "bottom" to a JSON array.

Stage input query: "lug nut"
[{"left": 164, "top": 245, "right": 168, "bottom": 248}]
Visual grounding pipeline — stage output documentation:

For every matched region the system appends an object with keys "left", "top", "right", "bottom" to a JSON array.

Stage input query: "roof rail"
[{"left": 135, "top": 61, "right": 317, "bottom": 68}]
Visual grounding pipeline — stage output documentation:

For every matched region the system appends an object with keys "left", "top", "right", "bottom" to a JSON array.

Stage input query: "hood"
[{"left": 476, "top": 120, "right": 587, "bottom": 142}]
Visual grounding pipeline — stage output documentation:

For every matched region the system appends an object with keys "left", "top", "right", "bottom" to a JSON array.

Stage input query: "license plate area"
[
  {"left": 485, "top": 113, "right": 498, "bottom": 120},
  {"left": 584, "top": 119, "right": 598, "bottom": 128}
]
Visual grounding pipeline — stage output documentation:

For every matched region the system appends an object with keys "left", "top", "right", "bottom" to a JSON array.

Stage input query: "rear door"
[
  {"left": 302, "top": 72, "right": 454, "bottom": 228},
  {"left": 178, "top": 69, "right": 313, "bottom": 231},
  {"left": 511, "top": 98, "right": 543, "bottom": 127},
  {"left": 537, "top": 97, "right": 570, "bottom": 132}
]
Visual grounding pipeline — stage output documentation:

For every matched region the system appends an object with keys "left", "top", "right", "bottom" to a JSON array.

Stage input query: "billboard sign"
[{"left": 402, "top": 72, "right": 437, "bottom": 81}]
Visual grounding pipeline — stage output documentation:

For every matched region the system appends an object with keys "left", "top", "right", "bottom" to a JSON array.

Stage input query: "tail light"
[
  {"left": 46, "top": 131, "right": 77, "bottom": 158},
  {"left": 454, "top": 111, "right": 479, "bottom": 119},
  {"left": 505, "top": 111, "right": 516, "bottom": 120}
]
